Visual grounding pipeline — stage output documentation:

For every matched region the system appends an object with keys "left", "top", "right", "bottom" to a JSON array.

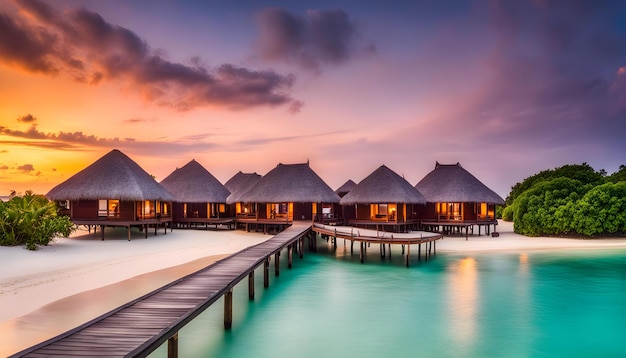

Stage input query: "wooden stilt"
[
  {"left": 465, "top": 227, "right": 468, "bottom": 241},
  {"left": 418, "top": 243, "right": 421, "bottom": 261},
  {"left": 167, "top": 332, "right": 178, "bottom": 358},
  {"left": 224, "top": 289, "right": 233, "bottom": 329},
  {"left": 402, "top": 244, "right": 405, "bottom": 254},
  {"left": 406, "top": 244, "right": 411, "bottom": 267},
  {"left": 299, "top": 237, "right": 304, "bottom": 259},
  {"left": 433, "top": 240, "right": 436, "bottom": 255},
  {"left": 101, "top": 225, "right": 105, "bottom": 241},
  {"left": 264, "top": 258, "right": 270, "bottom": 288},
  {"left": 288, "top": 245, "right": 293, "bottom": 269},
  {"left": 127, "top": 226, "right": 131, "bottom": 241},
  {"left": 145, "top": 225, "right": 148, "bottom": 239},
  {"left": 360, "top": 242, "right": 364, "bottom": 263},
  {"left": 248, "top": 271, "right": 254, "bottom": 300},
  {"left": 351, "top": 240, "right": 354, "bottom": 253},
  {"left": 274, "top": 252, "right": 280, "bottom": 276}
]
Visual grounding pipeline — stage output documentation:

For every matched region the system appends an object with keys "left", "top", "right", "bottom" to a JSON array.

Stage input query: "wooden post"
[
  {"left": 264, "top": 258, "right": 270, "bottom": 288},
  {"left": 360, "top": 242, "right": 364, "bottom": 263},
  {"left": 405, "top": 244, "right": 410, "bottom": 267},
  {"left": 466, "top": 226, "right": 468, "bottom": 241},
  {"left": 101, "top": 225, "right": 105, "bottom": 241},
  {"left": 417, "top": 243, "right": 421, "bottom": 261},
  {"left": 145, "top": 224, "right": 148, "bottom": 239},
  {"left": 248, "top": 271, "right": 255, "bottom": 300},
  {"left": 274, "top": 252, "right": 280, "bottom": 276},
  {"left": 288, "top": 245, "right": 293, "bottom": 269},
  {"left": 167, "top": 332, "right": 178, "bottom": 358},
  {"left": 299, "top": 237, "right": 304, "bottom": 259},
  {"left": 224, "top": 289, "right": 233, "bottom": 329},
  {"left": 433, "top": 240, "right": 436, "bottom": 255},
  {"left": 127, "top": 226, "right": 131, "bottom": 241}
]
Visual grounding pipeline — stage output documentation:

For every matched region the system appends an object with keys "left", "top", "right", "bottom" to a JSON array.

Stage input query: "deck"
[
  {"left": 421, "top": 219, "right": 498, "bottom": 240},
  {"left": 12, "top": 222, "right": 312, "bottom": 358},
  {"left": 312, "top": 223, "right": 443, "bottom": 267},
  {"left": 172, "top": 217, "right": 236, "bottom": 230},
  {"left": 73, "top": 218, "right": 172, "bottom": 241}
]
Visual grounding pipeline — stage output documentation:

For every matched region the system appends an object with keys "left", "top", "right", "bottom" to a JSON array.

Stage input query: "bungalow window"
[
  {"left": 98, "top": 199, "right": 119, "bottom": 218},
  {"left": 109, "top": 200, "right": 120, "bottom": 218},
  {"left": 371, "top": 204, "right": 388, "bottom": 219},
  {"left": 98, "top": 200, "right": 107, "bottom": 217},
  {"left": 322, "top": 204, "right": 333, "bottom": 218},
  {"left": 269, "top": 203, "right": 288, "bottom": 218}
]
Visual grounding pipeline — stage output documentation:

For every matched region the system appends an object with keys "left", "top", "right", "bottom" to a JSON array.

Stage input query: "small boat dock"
[{"left": 312, "top": 223, "right": 443, "bottom": 266}]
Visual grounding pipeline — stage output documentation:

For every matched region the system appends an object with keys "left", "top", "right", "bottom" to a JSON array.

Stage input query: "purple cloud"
[
  {"left": 0, "top": 0, "right": 300, "bottom": 112},
  {"left": 255, "top": 8, "right": 375, "bottom": 72}
]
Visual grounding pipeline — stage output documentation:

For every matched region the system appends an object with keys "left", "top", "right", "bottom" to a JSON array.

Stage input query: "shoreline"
[{"left": 1, "top": 221, "right": 626, "bottom": 356}]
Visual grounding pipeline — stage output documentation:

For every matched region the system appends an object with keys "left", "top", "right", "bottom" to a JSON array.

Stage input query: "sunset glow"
[{"left": 1, "top": 0, "right": 625, "bottom": 196}]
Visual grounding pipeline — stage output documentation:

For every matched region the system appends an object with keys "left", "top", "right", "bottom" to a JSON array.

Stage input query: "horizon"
[{"left": 2, "top": 0, "right": 625, "bottom": 198}]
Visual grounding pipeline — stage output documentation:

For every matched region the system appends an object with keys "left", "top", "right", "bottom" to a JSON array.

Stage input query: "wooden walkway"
[
  {"left": 12, "top": 222, "right": 312, "bottom": 358},
  {"left": 312, "top": 223, "right": 443, "bottom": 267}
]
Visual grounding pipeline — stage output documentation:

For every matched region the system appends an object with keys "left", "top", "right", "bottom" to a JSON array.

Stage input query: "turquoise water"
[{"left": 151, "top": 240, "right": 626, "bottom": 358}]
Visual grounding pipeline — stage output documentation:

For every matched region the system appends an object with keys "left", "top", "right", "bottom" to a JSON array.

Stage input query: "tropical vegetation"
[
  {"left": 502, "top": 164, "right": 626, "bottom": 237},
  {"left": 0, "top": 191, "right": 74, "bottom": 250}
]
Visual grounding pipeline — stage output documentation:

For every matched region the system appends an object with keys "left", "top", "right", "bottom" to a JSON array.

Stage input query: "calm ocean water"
[{"left": 151, "top": 239, "right": 626, "bottom": 358}]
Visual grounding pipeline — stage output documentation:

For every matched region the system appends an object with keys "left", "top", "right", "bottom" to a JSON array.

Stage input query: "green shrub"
[
  {"left": 0, "top": 191, "right": 75, "bottom": 250},
  {"left": 571, "top": 182, "right": 626, "bottom": 236},
  {"left": 512, "top": 178, "right": 590, "bottom": 236}
]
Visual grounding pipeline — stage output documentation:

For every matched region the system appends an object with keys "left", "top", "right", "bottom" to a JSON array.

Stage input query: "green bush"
[
  {"left": 0, "top": 191, "right": 75, "bottom": 250},
  {"left": 571, "top": 182, "right": 626, "bottom": 236},
  {"left": 512, "top": 178, "right": 591, "bottom": 236}
]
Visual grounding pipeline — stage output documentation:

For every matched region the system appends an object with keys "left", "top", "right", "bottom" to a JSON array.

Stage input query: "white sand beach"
[{"left": 1, "top": 222, "right": 625, "bottom": 356}]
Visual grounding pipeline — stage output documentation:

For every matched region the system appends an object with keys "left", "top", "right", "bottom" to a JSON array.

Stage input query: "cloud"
[
  {"left": 17, "top": 164, "right": 35, "bottom": 173},
  {"left": 122, "top": 117, "right": 158, "bottom": 124},
  {"left": 0, "top": 0, "right": 300, "bottom": 112},
  {"left": 0, "top": 122, "right": 216, "bottom": 156},
  {"left": 17, "top": 114, "right": 37, "bottom": 123},
  {"left": 255, "top": 8, "right": 375, "bottom": 72}
]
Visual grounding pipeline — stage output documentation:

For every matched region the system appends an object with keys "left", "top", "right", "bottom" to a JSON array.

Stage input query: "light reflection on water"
[{"left": 141, "top": 243, "right": 626, "bottom": 358}]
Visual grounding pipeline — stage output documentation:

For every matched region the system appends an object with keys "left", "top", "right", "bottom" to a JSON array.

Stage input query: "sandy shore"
[
  {"left": 1, "top": 221, "right": 625, "bottom": 356},
  {"left": 0, "top": 226, "right": 270, "bottom": 356}
]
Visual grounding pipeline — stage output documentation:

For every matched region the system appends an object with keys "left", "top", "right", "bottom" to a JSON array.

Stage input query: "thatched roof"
[
  {"left": 160, "top": 160, "right": 230, "bottom": 203},
  {"left": 228, "top": 162, "right": 340, "bottom": 204},
  {"left": 335, "top": 179, "right": 357, "bottom": 197},
  {"left": 415, "top": 162, "right": 505, "bottom": 204},
  {"left": 224, "top": 171, "right": 261, "bottom": 204},
  {"left": 340, "top": 165, "right": 427, "bottom": 205},
  {"left": 46, "top": 149, "right": 174, "bottom": 201}
]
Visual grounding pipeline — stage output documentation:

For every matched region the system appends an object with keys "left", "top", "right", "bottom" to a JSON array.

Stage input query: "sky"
[{"left": 1, "top": 0, "right": 625, "bottom": 198}]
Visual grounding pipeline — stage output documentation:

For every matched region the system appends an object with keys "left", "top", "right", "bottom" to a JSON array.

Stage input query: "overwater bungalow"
[
  {"left": 340, "top": 165, "right": 427, "bottom": 232},
  {"left": 414, "top": 162, "right": 505, "bottom": 236},
  {"left": 226, "top": 162, "right": 340, "bottom": 233},
  {"left": 46, "top": 149, "right": 173, "bottom": 240},
  {"left": 224, "top": 171, "right": 262, "bottom": 220},
  {"left": 160, "top": 160, "right": 233, "bottom": 230}
]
